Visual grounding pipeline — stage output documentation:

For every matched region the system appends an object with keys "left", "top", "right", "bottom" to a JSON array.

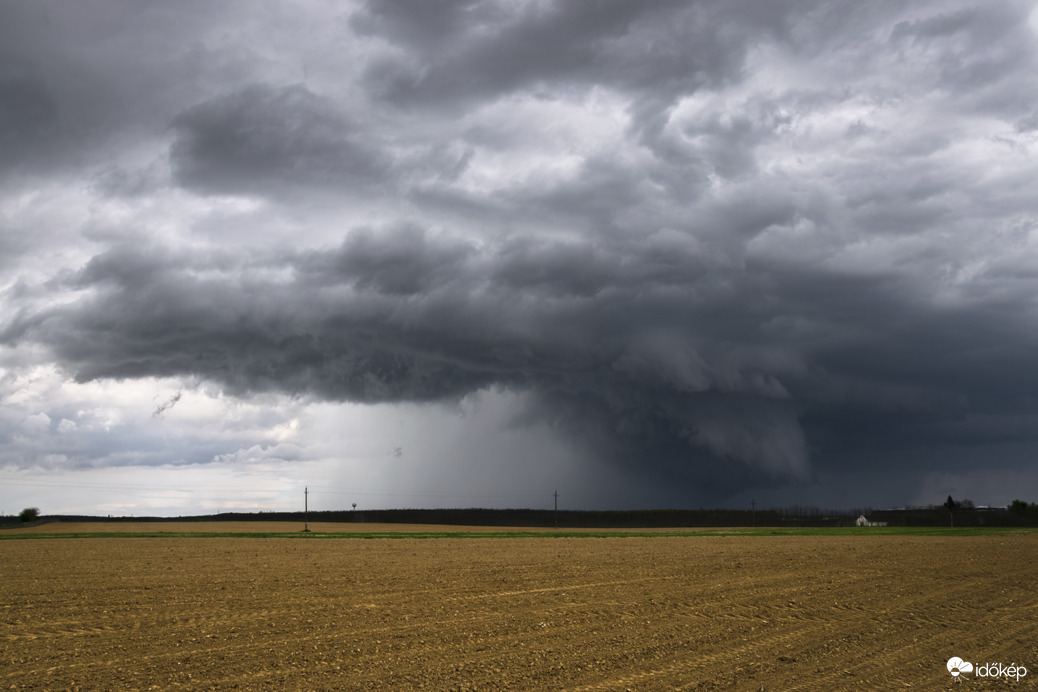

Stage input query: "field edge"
[{"left": 3, "top": 522, "right": 1038, "bottom": 540}]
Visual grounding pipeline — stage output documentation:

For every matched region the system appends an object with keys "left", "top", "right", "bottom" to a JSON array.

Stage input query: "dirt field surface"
[{"left": 1, "top": 526, "right": 1035, "bottom": 690}]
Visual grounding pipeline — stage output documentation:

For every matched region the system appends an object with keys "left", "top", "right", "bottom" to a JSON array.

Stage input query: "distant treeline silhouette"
[{"left": 29, "top": 500, "right": 1038, "bottom": 528}]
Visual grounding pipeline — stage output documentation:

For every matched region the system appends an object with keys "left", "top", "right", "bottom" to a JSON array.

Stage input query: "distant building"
[{"left": 856, "top": 515, "right": 888, "bottom": 527}]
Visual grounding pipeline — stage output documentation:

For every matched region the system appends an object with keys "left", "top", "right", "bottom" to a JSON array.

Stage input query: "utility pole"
[
  {"left": 751, "top": 498, "right": 756, "bottom": 528},
  {"left": 304, "top": 486, "right": 310, "bottom": 533},
  {"left": 554, "top": 490, "right": 559, "bottom": 529}
]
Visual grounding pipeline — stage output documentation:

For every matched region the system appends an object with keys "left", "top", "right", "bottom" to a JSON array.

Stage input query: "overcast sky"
[{"left": 3, "top": 0, "right": 1038, "bottom": 517}]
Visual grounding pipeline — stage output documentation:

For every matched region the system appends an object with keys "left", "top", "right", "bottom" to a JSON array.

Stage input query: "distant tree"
[
  {"left": 959, "top": 498, "right": 975, "bottom": 510},
  {"left": 19, "top": 507, "right": 39, "bottom": 522},
  {"left": 1008, "top": 499, "right": 1038, "bottom": 513},
  {"left": 944, "top": 496, "right": 957, "bottom": 527}
]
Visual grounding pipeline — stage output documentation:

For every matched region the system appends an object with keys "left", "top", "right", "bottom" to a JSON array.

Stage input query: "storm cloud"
[{"left": 3, "top": 0, "right": 1038, "bottom": 512}]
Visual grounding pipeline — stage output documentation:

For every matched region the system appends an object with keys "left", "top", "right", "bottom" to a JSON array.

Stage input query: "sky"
[{"left": 3, "top": 0, "right": 1038, "bottom": 517}]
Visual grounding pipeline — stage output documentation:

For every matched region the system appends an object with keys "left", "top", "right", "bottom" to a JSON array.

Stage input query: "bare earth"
[{"left": 1, "top": 524, "right": 1035, "bottom": 690}]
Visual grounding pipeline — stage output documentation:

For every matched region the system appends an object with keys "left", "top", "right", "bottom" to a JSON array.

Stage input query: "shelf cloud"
[{"left": 3, "top": 0, "right": 1038, "bottom": 512}]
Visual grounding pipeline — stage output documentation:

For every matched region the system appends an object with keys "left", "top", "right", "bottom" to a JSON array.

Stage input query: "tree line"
[{"left": 12, "top": 501, "right": 1038, "bottom": 528}]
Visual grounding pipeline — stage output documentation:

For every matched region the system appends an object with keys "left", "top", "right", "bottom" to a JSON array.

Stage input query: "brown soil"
[{"left": 1, "top": 527, "right": 1035, "bottom": 690}]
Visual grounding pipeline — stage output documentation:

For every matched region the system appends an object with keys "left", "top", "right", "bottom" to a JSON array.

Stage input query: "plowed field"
[{"left": 2, "top": 526, "right": 1035, "bottom": 690}]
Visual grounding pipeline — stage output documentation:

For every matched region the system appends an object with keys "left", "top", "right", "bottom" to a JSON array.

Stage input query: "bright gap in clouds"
[{"left": 0, "top": 366, "right": 600, "bottom": 515}]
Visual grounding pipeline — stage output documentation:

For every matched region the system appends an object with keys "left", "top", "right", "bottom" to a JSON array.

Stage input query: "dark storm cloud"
[
  {"left": 301, "top": 223, "right": 474, "bottom": 296},
  {"left": 0, "top": 2, "right": 155, "bottom": 177},
  {"left": 170, "top": 84, "right": 392, "bottom": 197},
  {"left": 0, "top": 73, "right": 66, "bottom": 180},
  {"left": 8, "top": 238, "right": 503, "bottom": 404},
  {"left": 492, "top": 238, "right": 615, "bottom": 298},
  {"left": 4, "top": 231, "right": 803, "bottom": 487},
  {"left": 353, "top": 0, "right": 801, "bottom": 194},
  {"left": 0, "top": 76, "right": 57, "bottom": 139},
  {"left": 354, "top": 0, "right": 783, "bottom": 108},
  {"left": 4, "top": 0, "right": 1038, "bottom": 506},
  {"left": 14, "top": 206, "right": 1038, "bottom": 498}
]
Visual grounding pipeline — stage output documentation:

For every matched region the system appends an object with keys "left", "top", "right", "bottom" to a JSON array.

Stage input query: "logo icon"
[{"left": 948, "top": 657, "right": 974, "bottom": 679}]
